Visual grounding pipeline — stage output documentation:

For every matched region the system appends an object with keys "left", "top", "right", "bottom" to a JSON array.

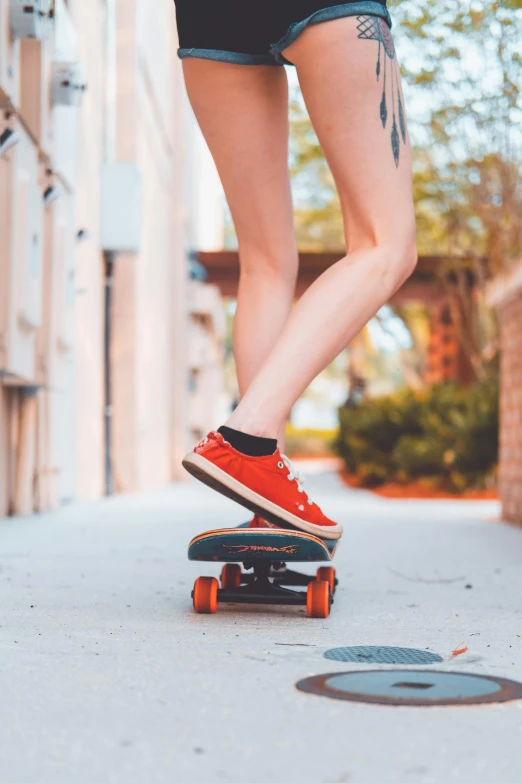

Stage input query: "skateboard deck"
[
  {"left": 188, "top": 525, "right": 339, "bottom": 619},
  {"left": 188, "top": 526, "right": 337, "bottom": 563}
]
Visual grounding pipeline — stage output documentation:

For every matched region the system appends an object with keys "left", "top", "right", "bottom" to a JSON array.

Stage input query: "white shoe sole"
[{"left": 182, "top": 452, "right": 343, "bottom": 541}]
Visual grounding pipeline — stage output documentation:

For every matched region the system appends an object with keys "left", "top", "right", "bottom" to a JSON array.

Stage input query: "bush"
[
  {"left": 336, "top": 380, "right": 499, "bottom": 491},
  {"left": 284, "top": 425, "right": 337, "bottom": 457}
]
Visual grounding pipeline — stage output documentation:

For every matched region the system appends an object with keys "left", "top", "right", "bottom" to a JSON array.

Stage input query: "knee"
[
  {"left": 380, "top": 226, "right": 418, "bottom": 296},
  {"left": 238, "top": 245, "right": 299, "bottom": 285}
]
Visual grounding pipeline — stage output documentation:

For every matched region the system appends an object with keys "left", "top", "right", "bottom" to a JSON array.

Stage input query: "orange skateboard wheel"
[
  {"left": 316, "top": 566, "right": 336, "bottom": 594},
  {"left": 221, "top": 564, "right": 242, "bottom": 590},
  {"left": 306, "top": 580, "right": 331, "bottom": 618},
  {"left": 193, "top": 576, "right": 219, "bottom": 614}
]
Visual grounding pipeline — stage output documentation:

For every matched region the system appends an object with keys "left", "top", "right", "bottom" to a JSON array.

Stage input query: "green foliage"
[
  {"left": 284, "top": 425, "right": 337, "bottom": 458},
  {"left": 393, "top": 0, "right": 522, "bottom": 265},
  {"left": 289, "top": 2, "right": 522, "bottom": 380},
  {"left": 336, "top": 381, "right": 499, "bottom": 491},
  {"left": 289, "top": 99, "right": 345, "bottom": 250},
  {"left": 290, "top": 1, "right": 522, "bottom": 263}
]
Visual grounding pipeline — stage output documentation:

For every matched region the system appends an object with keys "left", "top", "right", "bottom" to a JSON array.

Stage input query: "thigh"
[
  {"left": 182, "top": 60, "right": 295, "bottom": 258},
  {"left": 282, "top": 15, "right": 415, "bottom": 251}
]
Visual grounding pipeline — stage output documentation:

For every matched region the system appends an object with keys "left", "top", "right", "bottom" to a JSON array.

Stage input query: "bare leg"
[
  {"left": 225, "top": 16, "right": 417, "bottom": 438},
  {"left": 182, "top": 60, "right": 297, "bottom": 445}
]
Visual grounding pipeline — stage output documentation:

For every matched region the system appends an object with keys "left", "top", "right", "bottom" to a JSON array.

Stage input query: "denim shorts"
[{"left": 175, "top": 1, "right": 391, "bottom": 66}]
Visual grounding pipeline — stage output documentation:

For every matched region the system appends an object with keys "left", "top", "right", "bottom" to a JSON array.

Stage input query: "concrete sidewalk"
[{"left": 1, "top": 471, "right": 521, "bottom": 783}]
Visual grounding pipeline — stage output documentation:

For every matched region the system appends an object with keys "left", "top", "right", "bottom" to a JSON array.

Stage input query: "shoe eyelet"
[{"left": 278, "top": 461, "right": 284, "bottom": 469}]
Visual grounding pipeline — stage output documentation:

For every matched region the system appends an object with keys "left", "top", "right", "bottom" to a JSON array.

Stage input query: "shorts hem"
[
  {"left": 177, "top": 48, "right": 280, "bottom": 66},
  {"left": 270, "top": 1, "right": 392, "bottom": 65}
]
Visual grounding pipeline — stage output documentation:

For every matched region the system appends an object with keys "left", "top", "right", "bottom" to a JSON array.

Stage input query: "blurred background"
[{"left": 0, "top": 0, "right": 520, "bottom": 523}]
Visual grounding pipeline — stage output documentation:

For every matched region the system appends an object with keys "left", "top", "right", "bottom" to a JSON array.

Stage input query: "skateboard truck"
[
  {"left": 216, "top": 560, "right": 334, "bottom": 606},
  {"left": 189, "top": 527, "right": 339, "bottom": 618},
  {"left": 240, "top": 560, "right": 338, "bottom": 592}
]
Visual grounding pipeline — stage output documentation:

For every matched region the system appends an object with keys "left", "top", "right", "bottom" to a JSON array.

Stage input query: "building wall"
[
  {"left": 187, "top": 280, "right": 226, "bottom": 443},
  {"left": 72, "top": 0, "right": 106, "bottom": 500},
  {"left": 0, "top": 387, "right": 11, "bottom": 515},
  {"left": 487, "top": 261, "right": 522, "bottom": 527},
  {"left": 0, "top": 0, "right": 225, "bottom": 516},
  {"left": 498, "top": 291, "right": 522, "bottom": 526},
  {"left": 108, "top": 0, "right": 183, "bottom": 493}
]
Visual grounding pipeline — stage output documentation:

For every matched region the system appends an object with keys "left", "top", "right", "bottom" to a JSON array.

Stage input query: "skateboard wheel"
[
  {"left": 221, "top": 564, "right": 241, "bottom": 590},
  {"left": 193, "top": 576, "right": 219, "bottom": 614},
  {"left": 306, "top": 580, "right": 331, "bottom": 619},
  {"left": 316, "top": 566, "right": 336, "bottom": 594}
]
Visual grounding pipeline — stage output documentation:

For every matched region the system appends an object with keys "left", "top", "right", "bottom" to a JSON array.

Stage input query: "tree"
[
  {"left": 290, "top": 0, "right": 522, "bottom": 381},
  {"left": 289, "top": 95, "right": 344, "bottom": 250},
  {"left": 396, "top": 0, "right": 522, "bottom": 378}
]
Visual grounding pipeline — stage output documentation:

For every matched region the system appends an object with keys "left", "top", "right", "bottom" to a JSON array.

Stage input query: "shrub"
[
  {"left": 336, "top": 380, "right": 498, "bottom": 491},
  {"left": 284, "top": 425, "right": 337, "bottom": 457}
]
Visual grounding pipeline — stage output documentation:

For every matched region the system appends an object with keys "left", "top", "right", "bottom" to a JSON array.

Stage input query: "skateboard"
[{"left": 188, "top": 524, "right": 339, "bottom": 618}]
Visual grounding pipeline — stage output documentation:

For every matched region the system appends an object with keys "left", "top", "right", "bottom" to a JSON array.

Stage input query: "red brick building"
[
  {"left": 424, "top": 302, "right": 474, "bottom": 386},
  {"left": 488, "top": 262, "right": 522, "bottom": 527}
]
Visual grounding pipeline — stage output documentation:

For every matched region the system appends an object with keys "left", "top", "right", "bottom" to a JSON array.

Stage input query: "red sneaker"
[
  {"left": 182, "top": 431, "right": 343, "bottom": 540},
  {"left": 247, "top": 514, "right": 278, "bottom": 529}
]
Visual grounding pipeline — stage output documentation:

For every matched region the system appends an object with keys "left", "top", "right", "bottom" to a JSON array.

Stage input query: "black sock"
[{"left": 218, "top": 426, "right": 277, "bottom": 457}]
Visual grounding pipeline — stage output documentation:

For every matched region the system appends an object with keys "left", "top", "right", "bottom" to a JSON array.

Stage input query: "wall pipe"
[{"left": 104, "top": 251, "right": 115, "bottom": 495}]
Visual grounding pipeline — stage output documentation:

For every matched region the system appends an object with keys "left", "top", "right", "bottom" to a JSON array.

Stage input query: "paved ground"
[{"left": 1, "top": 469, "right": 522, "bottom": 783}]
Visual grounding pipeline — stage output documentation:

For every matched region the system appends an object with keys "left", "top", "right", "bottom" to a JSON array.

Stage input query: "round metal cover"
[
  {"left": 324, "top": 646, "right": 443, "bottom": 665},
  {"left": 296, "top": 670, "right": 522, "bottom": 707}
]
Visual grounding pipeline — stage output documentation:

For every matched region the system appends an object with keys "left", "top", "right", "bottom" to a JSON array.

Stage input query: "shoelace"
[{"left": 281, "top": 454, "right": 314, "bottom": 506}]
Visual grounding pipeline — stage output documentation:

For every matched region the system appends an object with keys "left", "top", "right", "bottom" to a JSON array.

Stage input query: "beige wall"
[
  {"left": 72, "top": 0, "right": 106, "bottom": 500},
  {"left": 0, "top": 0, "right": 225, "bottom": 515},
  {"left": 498, "top": 292, "right": 522, "bottom": 526},
  {"left": 0, "top": 388, "right": 10, "bottom": 515},
  {"left": 187, "top": 280, "right": 226, "bottom": 442},
  {"left": 488, "top": 261, "right": 522, "bottom": 527}
]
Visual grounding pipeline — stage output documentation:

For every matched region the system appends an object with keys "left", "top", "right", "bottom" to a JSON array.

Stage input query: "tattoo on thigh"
[{"left": 356, "top": 16, "right": 407, "bottom": 167}]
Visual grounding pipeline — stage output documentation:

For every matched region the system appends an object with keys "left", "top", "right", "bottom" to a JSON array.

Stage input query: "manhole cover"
[
  {"left": 324, "top": 646, "right": 443, "bottom": 665},
  {"left": 296, "top": 670, "right": 522, "bottom": 707}
]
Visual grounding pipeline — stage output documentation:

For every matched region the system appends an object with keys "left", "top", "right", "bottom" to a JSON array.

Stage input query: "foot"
[
  {"left": 182, "top": 431, "right": 343, "bottom": 540},
  {"left": 247, "top": 514, "right": 278, "bottom": 529}
]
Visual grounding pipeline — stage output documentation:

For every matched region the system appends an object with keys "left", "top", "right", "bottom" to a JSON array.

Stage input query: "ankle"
[
  {"left": 217, "top": 426, "right": 277, "bottom": 457},
  {"left": 223, "top": 418, "right": 278, "bottom": 440}
]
